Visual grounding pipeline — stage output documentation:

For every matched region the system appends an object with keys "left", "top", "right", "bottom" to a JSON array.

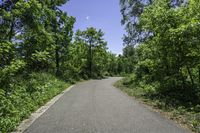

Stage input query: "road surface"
[{"left": 24, "top": 77, "right": 189, "bottom": 133}]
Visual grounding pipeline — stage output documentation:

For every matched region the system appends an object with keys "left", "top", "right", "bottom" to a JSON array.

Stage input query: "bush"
[
  {"left": 0, "top": 72, "right": 69, "bottom": 132},
  {"left": 122, "top": 74, "right": 136, "bottom": 86}
]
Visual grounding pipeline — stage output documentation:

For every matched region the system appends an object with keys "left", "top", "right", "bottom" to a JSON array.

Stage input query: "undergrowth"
[
  {"left": 0, "top": 72, "right": 70, "bottom": 133},
  {"left": 115, "top": 76, "right": 200, "bottom": 133}
]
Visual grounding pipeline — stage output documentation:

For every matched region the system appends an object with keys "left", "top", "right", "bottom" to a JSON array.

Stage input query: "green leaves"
[
  {"left": 0, "top": 0, "right": 121, "bottom": 132},
  {"left": 0, "top": 72, "right": 69, "bottom": 132},
  {"left": 0, "top": 41, "right": 14, "bottom": 57},
  {"left": 0, "top": 60, "right": 26, "bottom": 87},
  {"left": 121, "top": 0, "right": 200, "bottom": 105},
  {"left": 73, "top": 28, "right": 109, "bottom": 78},
  {"left": 31, "top": 51, "right": 51, "bottom": 62}
]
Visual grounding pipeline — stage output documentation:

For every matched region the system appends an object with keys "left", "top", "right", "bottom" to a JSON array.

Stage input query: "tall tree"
[
  {"left": 120, "top": 0, "right": 200, "bottom": 103},
  {"left": 75, "top": 27, "right": 108, "bottom": 78},
  {"left": 120, "top": 0, "right": 185, "bottom": 46}
]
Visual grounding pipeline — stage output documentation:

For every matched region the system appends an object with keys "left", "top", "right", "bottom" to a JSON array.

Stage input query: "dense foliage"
[
  {"left": 3, "top": 0, "right": 200, "bottom": 132},
  {"left": 0, "top": 0, "right": 75, "bottom": 131},
  {"left": 120, "top": 0, "right": 200, "bottom": 104},
  {"left": 0, "top": 0, "right": 122, "bottom": 132},
  {"left": 120, "top": 0, "right": 200, "bottom": 131},
  {"left": 0, "top": 72, "right": 69, "bottom": 132},
  {"left": 120, "top": 0, "right": 184, "bottom": 45}
]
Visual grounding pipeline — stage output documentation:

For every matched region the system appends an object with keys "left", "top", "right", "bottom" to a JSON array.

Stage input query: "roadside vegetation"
[
  {"left": 1, "top": 0, "right": 200, "bottom": 132},
  {"left": 115, "top": 77, "right": 200, "bottom": 132},
  {"left": 0, "top": 0, "right": 125, "bottom": 132},
  {"left": 118, "top": 0, "right": 200, "bottom": 132},
  {"left": 0, "top": 72, "right": 69, "bottom": 132}
]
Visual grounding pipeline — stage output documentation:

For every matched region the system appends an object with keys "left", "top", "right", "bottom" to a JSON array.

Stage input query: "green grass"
[
  {"left": 114, "top": 78, "right": 200, "bottom": 133},
  {"left": 0, "top": 72, "right": 70, "bottom": 133}
]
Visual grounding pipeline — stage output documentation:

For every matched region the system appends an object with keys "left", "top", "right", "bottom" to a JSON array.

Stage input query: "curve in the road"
[{"left": 24, "top": 77, "right": 190, "bottom": 133}]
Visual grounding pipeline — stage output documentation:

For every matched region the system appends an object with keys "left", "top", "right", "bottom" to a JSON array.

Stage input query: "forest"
[
  {"left": 118, "top": 0, "right": 200, "bottom": 132},
  {"left": 1, "top": 0, "right": 200, "bottom": 132},
  {"left": 0, "top": 0, "right": 124, "bottom": 132}
]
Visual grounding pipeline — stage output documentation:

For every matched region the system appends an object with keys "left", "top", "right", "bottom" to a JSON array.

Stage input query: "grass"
[
  {"left": 0, "top": 72, "right": 70, "bottom": 133},
  {"left": 114, "top": 78, "right": 200, "bottom": 133}
]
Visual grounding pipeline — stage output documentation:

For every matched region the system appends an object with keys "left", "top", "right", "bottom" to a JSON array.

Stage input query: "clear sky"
[{"left": 60, "top": 0, "right": 125, "bottom": 54}]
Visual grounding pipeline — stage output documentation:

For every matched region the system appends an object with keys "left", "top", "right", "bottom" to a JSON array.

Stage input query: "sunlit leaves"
[{"left": 121, "top": 0, "right": 200, "bottom": 96}]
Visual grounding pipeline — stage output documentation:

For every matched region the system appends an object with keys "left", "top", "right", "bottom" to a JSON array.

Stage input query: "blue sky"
[{"left": 61, "top": 0, "right": 125, "bottom": 54}]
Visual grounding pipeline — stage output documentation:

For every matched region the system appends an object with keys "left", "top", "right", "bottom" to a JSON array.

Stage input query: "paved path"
[{"left": 24, "top": 77, "right": 189, "bottom": 133}]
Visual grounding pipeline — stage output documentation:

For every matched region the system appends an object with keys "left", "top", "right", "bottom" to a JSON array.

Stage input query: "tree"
[
  {"left": 120, "top": 0, "right": 200, "bottom": 104},
  {"left": 75, "top": 27, "right": 108, "bottom": 78},
  {"left": 0, "top": 0, "right": 75, "bottom": 88},
  {"left": 120, "top": 0, "right": 185, "bottom": 46}
]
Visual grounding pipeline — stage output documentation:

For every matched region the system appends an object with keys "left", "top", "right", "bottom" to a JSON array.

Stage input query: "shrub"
[{"left": 0, "top": 72, "right": 69, "bottom": 132}]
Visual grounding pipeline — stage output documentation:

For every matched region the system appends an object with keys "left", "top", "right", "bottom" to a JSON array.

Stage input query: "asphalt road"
[{"left": 24, "top": 77, "right": 189, "bottom": 133}]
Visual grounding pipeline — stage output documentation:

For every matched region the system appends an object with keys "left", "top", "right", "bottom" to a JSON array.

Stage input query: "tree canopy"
[
  {"left": 120, "top": 0, "right": 200, "bottom": 104},
  {"left": 0, "top": 1, "right": 122, "bottom": 132}
]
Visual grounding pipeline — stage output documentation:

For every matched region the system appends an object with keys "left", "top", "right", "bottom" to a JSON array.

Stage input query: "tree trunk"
[
  {"left": 180, "top": 68, "right": 185, "bottom": 89},
  {"left": 198, "top": 66, "right": 200, "bottom": 86},
  {"left": 8, "top": 19, "right": 14, "bottom": 41},
  {"left": 89, "top": 41, "right": 92, "bottom": 78},
  {"left": 55, "top": 46, "right": 60, "bottom": 76},
  {"left": 187, "top": 66, "right": 195, "bottom": 88}
]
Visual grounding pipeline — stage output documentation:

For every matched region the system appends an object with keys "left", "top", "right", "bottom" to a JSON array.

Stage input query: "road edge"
[
  {"left": 113, "top": 80, "right": 193, "bottom": 133},
  {"left": 12, "top": 85, "right": 74, "bottom": 133}
]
